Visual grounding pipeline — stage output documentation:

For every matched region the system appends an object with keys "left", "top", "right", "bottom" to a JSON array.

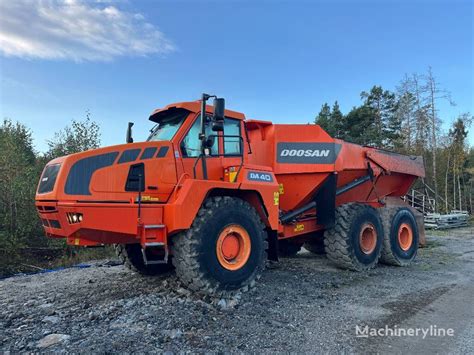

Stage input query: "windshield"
[{"left": 147, "top": 109, "right": 189, "bottom": 141}]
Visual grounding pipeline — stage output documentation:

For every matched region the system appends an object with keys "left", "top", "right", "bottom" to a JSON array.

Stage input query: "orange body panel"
[{"left": 35, "top": 101, "right": 425, "bottom": 249}]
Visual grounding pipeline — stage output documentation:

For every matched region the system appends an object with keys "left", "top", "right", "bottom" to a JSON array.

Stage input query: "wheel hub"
[
  {"left": 221, "top": 234, "right": 240, "bottom": 260},
  {"left": 359, "top": 223, "right": 377, "bottom": 255},
  {"left": 398, "top": 223, "right": 413, "bottom": 251},
  {"left": 216, "top": 224, "right": 251, "bottom": 271}
]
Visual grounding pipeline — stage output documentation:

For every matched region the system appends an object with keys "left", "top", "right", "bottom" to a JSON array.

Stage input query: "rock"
[
  {"left": 170, "top": 328, "right": 183, "bottom": 339},
  {"left": 226, "top": 298, "right": 239, "bottom": 308},
  {"left": 38, "top": 303, "right": 53, "bottom": 309},
  {"left": 163, "top": 328, "right": 183, "bottom": 340},
  {"left": 37, "top": 334, "right": 70, "bottom": 348},
  {"left": 217, "top": 299, "right": 227, "bottom": 309},
  {"left": 269, "top": 320, "right": 285, "bottom": 327},
  {"left": 42, "top": 315, "right": 60, "bottom": 324}
]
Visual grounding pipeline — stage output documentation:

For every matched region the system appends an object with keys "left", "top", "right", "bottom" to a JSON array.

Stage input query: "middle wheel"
[
  {"left": 172, "top": 196, "right": 267, "bottom": 296},
  {"left": 324, "top": 203, "right": 383, "bottom": 271}
]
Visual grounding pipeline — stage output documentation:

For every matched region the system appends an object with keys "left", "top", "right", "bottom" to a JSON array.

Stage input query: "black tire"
[
  {"left": 324, "top": 203, "right": 383, "bottom": 271},
  {"left": 115, "top": 244, "right": 173, "bottom": 275},
  {"left": 380, "top": 207, "right": 419, "bottom": 266},
  {"left": 304, "top": 237, "right": 326, "bottom": 255},
  {"left": 278, "top": 239, "right": 302, "bottom": 257},
  {"left": 171, "top": 196, "right": 267, "bottom": 296}
]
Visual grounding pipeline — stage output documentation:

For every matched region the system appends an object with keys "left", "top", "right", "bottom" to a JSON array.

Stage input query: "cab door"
[
  {"left": 180, "top": 114, "right": 223, "bottom": 180},
  {"left": 221, "top": 118, "right": 245, "bottom": 182}
]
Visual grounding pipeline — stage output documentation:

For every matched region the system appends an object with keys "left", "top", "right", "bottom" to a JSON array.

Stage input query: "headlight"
[{"left": 67, "top": 212, "right": 83, "bottom": 224}]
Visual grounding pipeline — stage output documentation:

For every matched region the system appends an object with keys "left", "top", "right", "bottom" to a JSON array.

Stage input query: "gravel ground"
[{"left": 1, "top": 226, "right": 473, "bottom": 353}]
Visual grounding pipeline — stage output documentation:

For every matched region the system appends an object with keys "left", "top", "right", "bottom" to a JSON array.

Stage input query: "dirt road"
[{"left": 1, "top": 227, "right": 473, "bottom": 353}]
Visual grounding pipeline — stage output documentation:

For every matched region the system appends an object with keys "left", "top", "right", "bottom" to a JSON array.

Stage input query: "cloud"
[{"left": 0, "top": 0, "right": 175, "bottom": 61}]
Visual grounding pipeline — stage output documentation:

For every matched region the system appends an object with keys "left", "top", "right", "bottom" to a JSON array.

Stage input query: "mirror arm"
[{"left": 200, "top": 93, "right": 212, "bottom": 180}]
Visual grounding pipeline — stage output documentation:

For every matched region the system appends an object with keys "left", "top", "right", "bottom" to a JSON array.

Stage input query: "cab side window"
[
  {"left": 224, "top": 118, "right": 242, "bottom": 156},
  {"left": 181, "top": 115, "right": 218, "bottom": 157}
]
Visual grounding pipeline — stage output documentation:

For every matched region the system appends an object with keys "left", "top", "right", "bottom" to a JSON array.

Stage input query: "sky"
[{"left": 0, "top": 0, "right": 473, "bottom": 152}]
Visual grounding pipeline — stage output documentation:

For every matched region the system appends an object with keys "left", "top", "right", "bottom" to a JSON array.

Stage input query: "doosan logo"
[
  {"left": 280, "top": 149, "right": 331, "bottom": 158},
  {"left": 276, "top": 143, "right": 340, "bottom": 164}
]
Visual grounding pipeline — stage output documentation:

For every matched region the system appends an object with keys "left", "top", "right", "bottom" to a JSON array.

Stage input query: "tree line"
[
  {"left": 0, "top": 115, "right": 100, "bottom": 253},
  {"left": 1, "top": 68, "right": 472, "bottom": 256},
  {"left": 315, "top": 67, "right": 473, "bottom": 213}
]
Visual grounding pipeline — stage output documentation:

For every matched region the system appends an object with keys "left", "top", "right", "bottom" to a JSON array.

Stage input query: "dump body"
[
  {"left": 246, "top": 121, "right": 424, "bottom": 212},
  {"left": 35, "top": 100, "right": 425, "bottom": 252}
]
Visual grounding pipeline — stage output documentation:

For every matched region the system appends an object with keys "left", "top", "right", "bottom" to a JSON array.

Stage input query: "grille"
[{"left": 38, "top": 164, "right": 61, "bottom": 194}]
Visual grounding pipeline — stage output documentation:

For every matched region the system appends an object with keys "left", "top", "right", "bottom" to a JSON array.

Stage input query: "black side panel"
[
  {"left": 140, "top": 147, "right": 157, "bottom": 160},
  {"left": 156, "top": 146, "right": 169, "bottom": 158},
  {"left": 125, "top": 163, "right": 145, "bottom": 192},
  {"left": 118, "top": 149, "right": 141, "bottom": 164},
  {"left": 38, "top": 164, "right": 61, "bottom": 194},
  {"left": 65, "top": 152, "right": 119, "bottom": 195},
  {"left": 315, "top": 173, "right": 337, "bottom": 228}
]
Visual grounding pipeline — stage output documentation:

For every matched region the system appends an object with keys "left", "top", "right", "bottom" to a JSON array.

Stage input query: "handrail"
[{"left": 192, "top": 134, "right": 245, "bottom": 180}]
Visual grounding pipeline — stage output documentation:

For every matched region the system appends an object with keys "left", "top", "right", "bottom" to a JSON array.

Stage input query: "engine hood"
[{"left": 36, "top": 141, "right": 177, "bottom": 204}]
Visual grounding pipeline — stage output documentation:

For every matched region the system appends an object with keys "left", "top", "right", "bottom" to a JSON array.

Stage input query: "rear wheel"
[
  {"left": 380, "top": 207, "right": 419, "bottom": 266},
  {"left": 115, "top": 244, "right": 173, "bottom": 275},
  {"left": 172, "top": 197, "right": 267, "bottom": 296},
  {"left": 324, "top": 203, "right": 383, "bottom": 271}
]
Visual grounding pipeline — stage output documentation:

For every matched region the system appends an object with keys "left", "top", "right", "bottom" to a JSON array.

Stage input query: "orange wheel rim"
[
  {"left": 359, "top": 223, "right": 377, "bottom": 255},
  {"left": 398, "top": 223, "right": 413, "bottom": 251},
  {"left": 216, "top": 224, "right": 251, "bottom": 271}
]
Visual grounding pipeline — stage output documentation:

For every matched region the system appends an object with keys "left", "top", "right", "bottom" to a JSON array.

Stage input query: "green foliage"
[
  {"left": 314, "top": 70, "right": 472, "bottom": 213},
  {"left": 46, "top": 111, "right": 101, "bottom": 159},
  {"left": 315, "top": 103, "right": 332, "bottom": 133},
  {"left": 0, "top": 119, "right": 43, "bottom": 250},
  {"left": 0, "top": 113, "right": 103, "bottom": 275},
  {"left": 330, "top": 101, "right": 345, "bottom": 138},
  {"left": 344, "top": 105, "right": 376, "bottom": 145},
  {"left": 315, "top": 101, "right": 346, "bottom": 139}
]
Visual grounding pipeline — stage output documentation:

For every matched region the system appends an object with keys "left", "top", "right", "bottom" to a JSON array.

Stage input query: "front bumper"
[{"left": 36, "top": 200, "right": 166, "bottom": 246}]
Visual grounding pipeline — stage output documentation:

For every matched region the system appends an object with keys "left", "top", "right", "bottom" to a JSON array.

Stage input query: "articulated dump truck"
[{"left": 36, "top": 94, "right": 425, "bottom": 296}]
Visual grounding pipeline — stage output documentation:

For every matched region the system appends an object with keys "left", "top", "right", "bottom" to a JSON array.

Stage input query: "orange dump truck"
[{"left": 36, "top": 94, "right": 425, "bottom": 295}]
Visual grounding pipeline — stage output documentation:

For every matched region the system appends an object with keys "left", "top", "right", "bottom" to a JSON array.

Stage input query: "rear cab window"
[{"left": 223, "top": 118, "right": 242, "bottom": 156}]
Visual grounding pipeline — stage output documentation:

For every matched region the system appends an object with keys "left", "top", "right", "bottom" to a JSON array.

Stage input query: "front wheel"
[{"left": 171, "top": 196, "right": 267, "bottom": 296}]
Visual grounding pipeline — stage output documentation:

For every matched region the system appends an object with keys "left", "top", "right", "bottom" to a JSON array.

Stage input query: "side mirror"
[
  {"left": 212, "top": 98, "right": 225, "bottom": 132},
  {"left": 126, "top": 122, "right": 134, "bottom": 143}
]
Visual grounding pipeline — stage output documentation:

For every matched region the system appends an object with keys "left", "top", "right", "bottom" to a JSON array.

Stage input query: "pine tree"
[
  {"left": 330, "top": 101, "right": 345, "bottom": 138},
  {"left": 315, "top": 103, "right": 333, "bottom": 135},
  {"left": 344, "top": 105, "right": 375, "bottom": 145},
  {"left": 360, "top": 86, "right": 398, "bottom": 147}
]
